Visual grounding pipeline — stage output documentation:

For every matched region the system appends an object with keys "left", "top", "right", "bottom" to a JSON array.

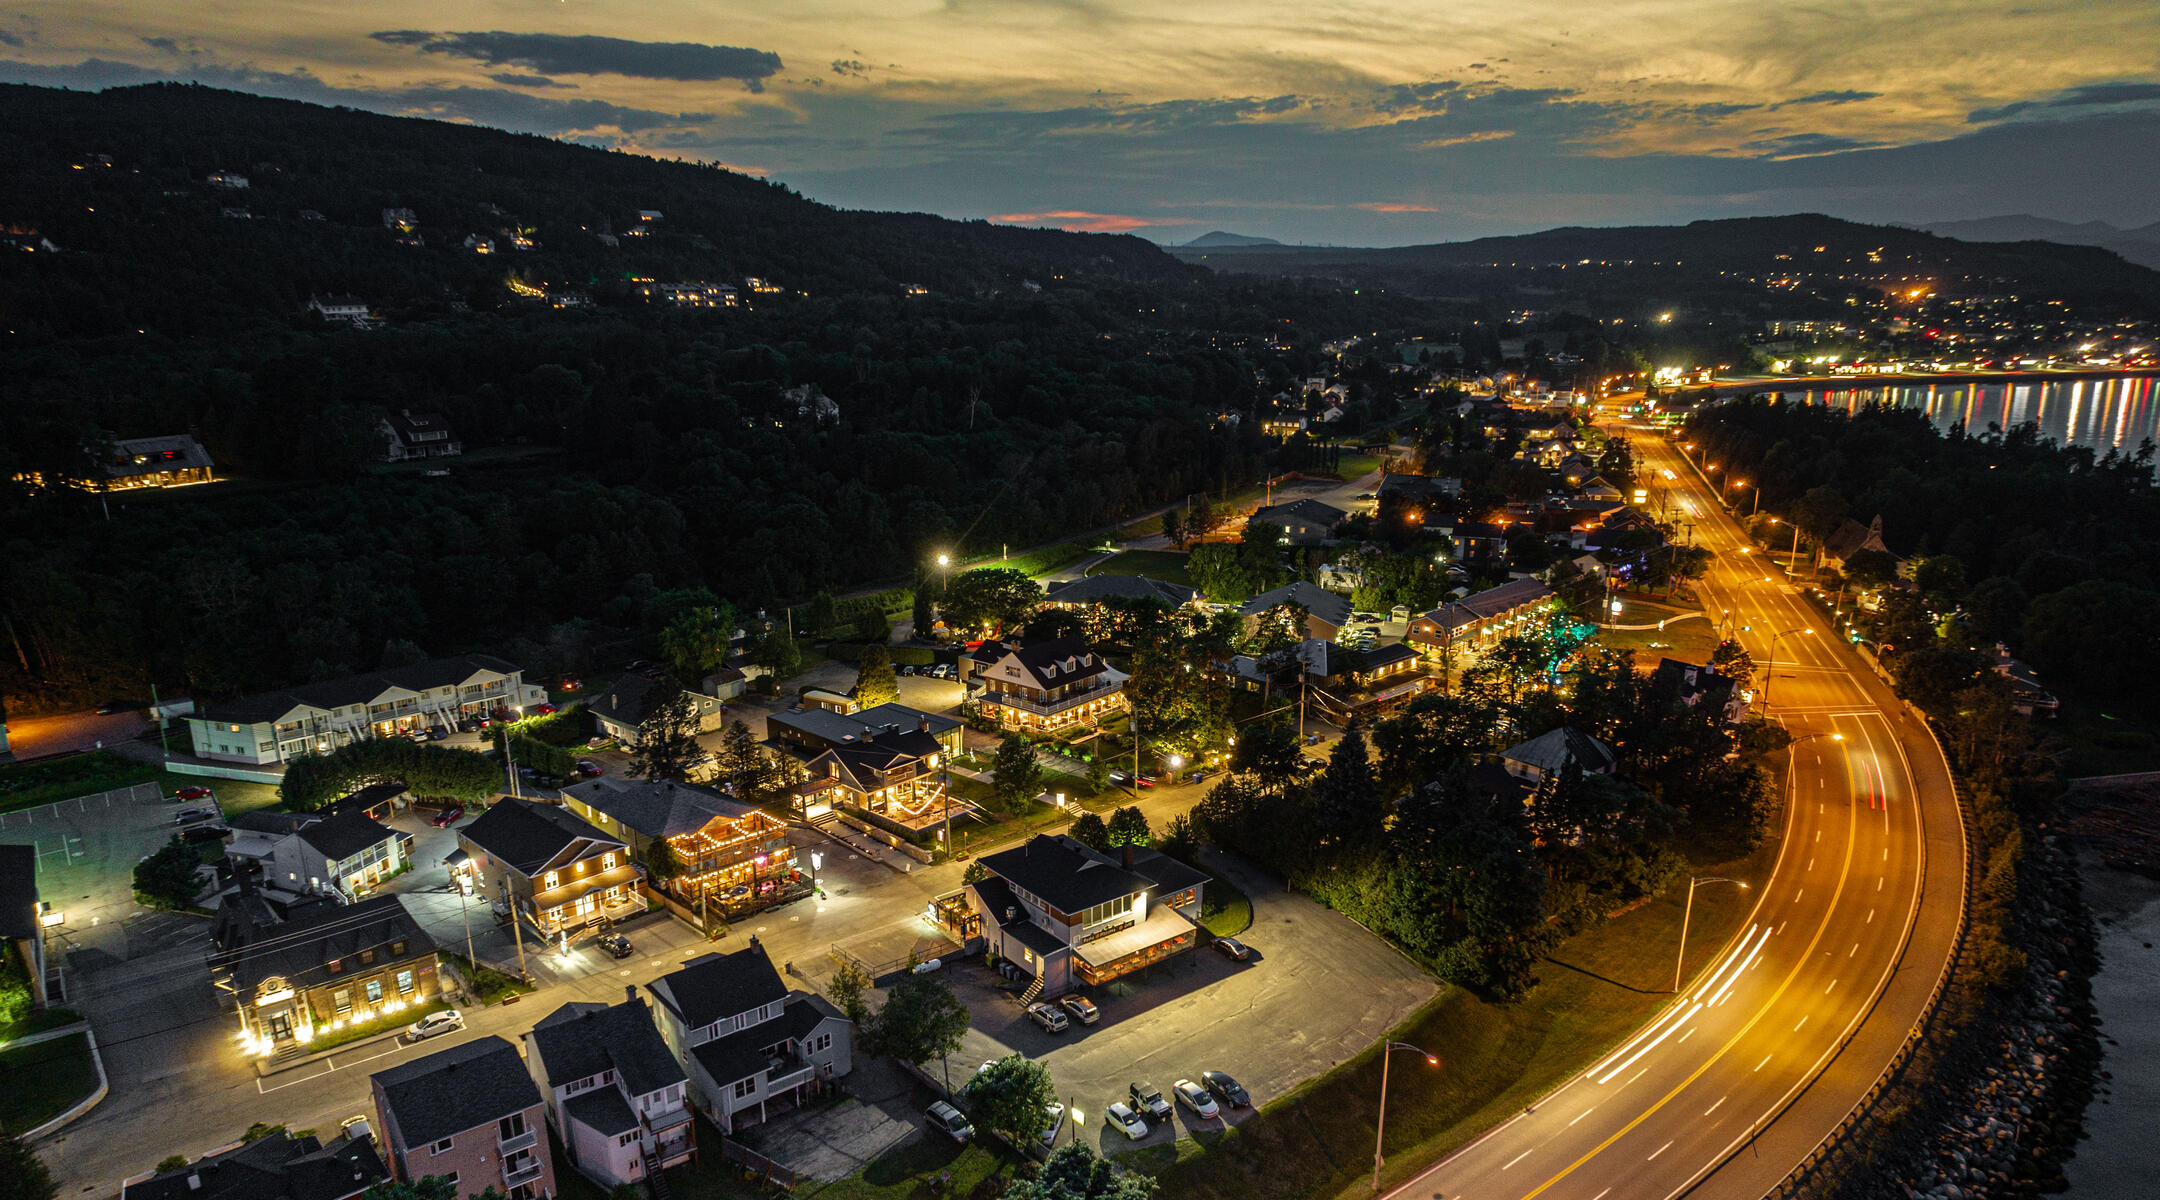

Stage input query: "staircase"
[
  {"left": 1018, "top": 961, "right": 1046, "bottom": 1007},
  {"left": 642, "top": 1149, "right": 670, "bottom": 1200},
  {"left": 273, "top": 1040, "right": 307, "bottom": 1064}
]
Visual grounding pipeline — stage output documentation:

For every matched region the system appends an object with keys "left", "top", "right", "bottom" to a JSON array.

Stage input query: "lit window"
[
  {"left": 543, "top": 871, "right": 559, "bottom": 889},
  {"left": 365, "top": 979, "right": 383, "bottom": 1003},
  {"left": 397, "top": 970, "right": 414, "bottom": 994},
  {"left": 602, "top": 852, "right": 616, "bottom": 871}
]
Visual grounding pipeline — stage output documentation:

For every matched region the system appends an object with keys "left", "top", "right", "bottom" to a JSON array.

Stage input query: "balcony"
[
  {"left": 498, "top": 1128, "right": 539, "bottom": 1155},
  {"left": 765, "top": 1053, "right": 814, "bottom": 1094},
  {"left": 502, "top": 1158, "right": 544, "bottom": 1188},
  {"left": 982, "top": 683, "right": 1126, "bottom": 718}
]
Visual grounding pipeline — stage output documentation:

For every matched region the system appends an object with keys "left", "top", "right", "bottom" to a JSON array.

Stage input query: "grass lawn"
[
  {"left": 1086, "top": 549, "right": 1195, "bottom": 589},
  {"left": 954, "top": 541, "right": 1091, "bottom": 581},
  {"left": 1593, "top": 598, "right": 1720, "bottom": 664},
  {"left": 1199, "top": 872, "right": 1252, "bottom": 937},
  {"left": 0, "top": 1008, "right": 84, "bottom": 1045},
  {"left": 812, "top": 1134, "right": 1024, "bottom": 1200},
  {"left": 1329, "top": 452, "right": 1385, "bottom": 481},
  {"left": 1120, "top": 842, "right": 1773, "bottom": 1200},
  {"left": 298, "top": 997, "right": 450, "bottom": 1055},
  {"left": 0, "top": 751, "right": 285, "bottom": 817},
  {"left": 0, "top": 1032, "right": 99, "bottom": 1132}
]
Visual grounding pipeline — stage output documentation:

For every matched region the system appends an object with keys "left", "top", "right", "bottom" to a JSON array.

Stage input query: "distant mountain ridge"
[
  {"left": 1182, "top": 230, "right": 1281, "bottom": 247},
  {"left": 1913, "top": 214, "right": 2160, "bottom": 269}
]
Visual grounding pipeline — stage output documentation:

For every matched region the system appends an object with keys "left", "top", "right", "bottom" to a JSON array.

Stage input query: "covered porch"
[{"left": 1072, "top": 904, "right": 1197, "bottom": 986}]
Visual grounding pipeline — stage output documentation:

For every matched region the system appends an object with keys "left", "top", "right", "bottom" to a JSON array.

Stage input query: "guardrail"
[{"left": 1765, "top": 714, "right": 1976, "bottom": 1198}]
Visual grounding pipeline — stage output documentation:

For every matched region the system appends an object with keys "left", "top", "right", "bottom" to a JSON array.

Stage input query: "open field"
[{"left": 1084, "top": 549, "right": 1196, "bottom": 589}]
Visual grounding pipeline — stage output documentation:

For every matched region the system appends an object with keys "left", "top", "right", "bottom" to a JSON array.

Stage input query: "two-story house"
[
  {"left": 381, "top": 410, "right": 462, "bottom": 463},
  {"left": 586, "top": 673, "right": 727, "bottom": 746},
  {"left": 122, "top": 1127, "right": 387, "bottom": 1200},
  {"left": 186, "top": 655, "right": 544, "bottom": 765},
  {"left": 972, "top": 637, "right": 1129, "bottom": 733},
  {"left": 1249, "top": 498, "right": 1348, "bottom": 546},
  {"left": 210, "top": 890, "right": 440, "bottom": 1058},
  {"left": 1238, "top": 581, "right": 1354, "bottom": 643},
  {"left": 646, "top": 942, "right": 853, "bottom": 1133},
  {"left": 371, "top": 1036, "right": 554, "bottom": 1200},
  {"left": 767, "top": 703, "right": 963, "bottom": 829},
  {"left": 227, "top": 808, "right": 411, "bottom": 902},
  {"left": 1407, "top": 577, "right": 1554, "bottom": 660},
  {"left": 560, "top": 778, "right": 795, "bottom": 911},
  {"left": 523, "top": 993, "right": 695, "bottom": 1189},
  {"left": 1650, "top": 658, "right": 1748, "bottom": 725},
  {"left": 1498, "top": 726, "right": 1618, "bottom": 783},
  {"left": 455, "top": 799, "right": 639, "bottom": 938},
  {"left": 951, "top": 834, "right": 1207, "bottom": 1003}
]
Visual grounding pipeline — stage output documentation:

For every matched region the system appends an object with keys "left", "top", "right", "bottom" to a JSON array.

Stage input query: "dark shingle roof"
[
  {"left": 1252, "top": 498, "right": 1347, "bottom": 528},
  {"left": 0, "top": 845, "right": 40, "bottom": 939},
  {"left": 213, "top": 894, "right": 434, "bottom": 993},
  {"left": 296, "top": 810, "right": 400, "bottom": 863},
  {"left": 1044, "top": 575, "right": 1199, "bottom": 607},
  {"left": 1650, "top": 659, "right": 1739, "bottom": 714},
  {"left": 589, "top": 673, "right": 659, "bottom": 726},
  {"left": 1239, "top": 582, "right": 1353, "bottom": 629},
  {"left": 767, "top": 703, "right": 959, "bottom": 753},
  {"left": 199, "top": 655, "right": 524, "bottom": 726},
  {"left": 1127, "top": 848, "right": 1210, "bottom": 897},
  {"left": 372, "top": 1036, "right": 542, "bottom": 1148},
  {"left": 989, "top": 637, "right": 1108, "bottom": 691},
  {"left": 649, "top": 944, "right": 790, "bottom": 1030},
  {"left": 528, "top": 998, "right": 686, "bottom": 1098},
  {"left": 104, "top": 435, "right": 213, "bottom": 480},
  {"left": 979, "top": 835, "right": 1153, "bottom": 915},
  {"left": 122, "top": 1131, "right": 387, "bottom": 1200},
  {"left": 1501, "top": 726, "right": 1618, "bottom": 776},
  {"left": 460, "top": 798, "right": 621, "bottom": 878},
  {"left": 1358, "top": 642, "right": 1419, "bottom": 671},
  {"left": 563, "top": 1089, "right": 641, "bottom": 1135},
  {"left": 690, "top": 993, "right": 843, "bottom": 1086},
  {"left": 564, "top": 778, "right": 753, "bottom": 840}
]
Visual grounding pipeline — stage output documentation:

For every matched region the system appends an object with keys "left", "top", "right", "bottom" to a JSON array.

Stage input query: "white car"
[
  {"left": 1040, "top": 1101, "right": 1066, "bottom": 1146},
  {"left": 1104, "top": 1101, "right": 1149, "bottom": 1140},
  {"left": 404, "top": 1009, "right": 464, "bottom": 1042},
  {"left": 1173, "top": 1079, "right": 1220, "bottom": 1120},
  {"left": 1026, "top": 1002, "right": 1070, "bottom": 1033}
]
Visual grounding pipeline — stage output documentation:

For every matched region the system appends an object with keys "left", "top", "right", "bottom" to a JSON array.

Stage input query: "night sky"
[{"left": 7, "top": 0, "right": 2159, "bottom": 244}]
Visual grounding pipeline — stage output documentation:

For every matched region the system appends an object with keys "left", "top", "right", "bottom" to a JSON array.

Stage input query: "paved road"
[{"left": 1382, "top": 429, "right": 1966, "bottom": 1199}]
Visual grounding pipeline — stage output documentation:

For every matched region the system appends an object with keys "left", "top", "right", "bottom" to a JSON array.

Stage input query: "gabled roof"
[
  {"left": 689, "top": 993, "right": 843, "bottom": 1087},
  {"left": 1377, "top": 474, "right": 1462, "bottom": 500},
  {"left": 122, "top": 1130, "right": 388, "bottom": 1200},
  {"left": 1357, "top": 642, "right": 1420, "bottom": 672},
  {"left": 564, "top": 778, "right": 755, "bottom": 840},
  {"left": 979, "top": 834, "right": 1153, "bottom": 914},
  {"left": 1252, "top": 498, "right": 1348, "bottom": 528},
  {"left": 1413, "top": 578, "right": 1554, "bottom": 636},
  {"left": 1238, "top": 581, "right": 1354, "bottom": 629},
  {"left": 213, "top": 894, "right": 435, "bottom": 995},
  {"left": 104, "top": 435, "right": 213, "bottom": 479},
  {"left": 589, "top": 673, "right": 660, "bottom": 726},
  {"left": 383, "top": 412, "right": 453, "bottom": 443},
  {"left": 371, "top": 1036, "right": 542, "bottom": 1148},
  {"left": 970, "top": 875, "right": 1071, "bottom": 958},
  {"left": 648, "top": 944, "right": 790, "bottom": 1030},
  {"left": 1822, "top": 515, "right": 1891, "bottom": 563},
  {"left": 991, "top": 637, "right": 1110, "bottom": 691},
  {"left": 767, "top": 703, "right": 959, "bottom": 753},
  {"left": 1043, "top": 574, "right": 1199, "bottom": 607},
  {"left": 460, "top": 798, "right": 622, "bottom": 878},
  {"left": 528, "top": 998, "right": 687, "bottom": 1098},
  {"left": 197, "top": 655, "right": 523, "bottom": 726},
  {"left": 1501, "top": 726, "right": 1617, "bottom": 776},
  {"left": 1126, "top": 848, "right": 1210, "bottom": 897},
  {"left": 1650, "top": 659, "right": 1739, "bottom": 713},
  {"left": 296, "top": 809, "right": 401, "bottom": 863}
]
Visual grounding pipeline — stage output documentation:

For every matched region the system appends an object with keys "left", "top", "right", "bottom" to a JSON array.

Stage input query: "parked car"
[
  {"left": 601, "top": 934, "right": 634, "bottom": 959},
  {"left": 926, "top": 1101, "right": 973, "bottom": 1143},
  {"left": 899, "top": 665, "right": 915, "bottom": 676},
  {"left": 173, "top": 785, "right": 213, "bottom": 802},
  {"left": 1173, "top": 1079, "right": 1220, "bottom": 1120},
  {"left": 340, "top": 1115, "right": 373, "bottom": 1145},
  {"left": 1201, "top": 1070, "right": 1251, "bottom": 1108},
  {"left": 1058, "top": 994, "right": 1099, "bottom": 1025},
  {"left": 623, "top": 659, "right": 652, "bottom": 672},
  {"left": 1214, "top": 936, "right": 1253, "bottom": 961},
  {"left": 532, "top": 704, "right": 557, "bottom": 715},
  {"left": 404, "top": 1009, "right": 464, "bottom": 1042},
  {"left": 1134, "top": 774, "right": 1157, "bottom": 788},
  {"left": 576, "top": 760, "right": 604, "bottom": 777},
  {"left": 430, "top": 805, "right": 463, "bottom": 828},
  {"left": 1306, "top": 732, "right": 1324, "bottom": 745},
  {"left": 1103, "top": 1101, "right": 1149, "bottom": 1141},
  {"left": 1040, "top": 1102, "right": 1066, "bottom": 1146},
  {"left": 1129, "top": 1082, "right": 1172, "bottom": 1122},
  {"left": 174, "top": 806, "right": 219, "bottom": 825},
  {"left": 180, "top": 824, "right": 230, "bottom": 844},
  {"left": 1026, "top": 1002, "right": 1069, "bottom": 1033}
]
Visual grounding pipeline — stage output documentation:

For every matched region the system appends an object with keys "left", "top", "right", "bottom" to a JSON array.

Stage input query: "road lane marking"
[
  {"left": 1850, "top": 943, "right": 1859, "bottom": 957},
  {"left": 1628, "top": 1068, "right": 1648, "bottom": 1086},
  {"left": 1705, "top": 1096, "right": 1726, "bottom": 1115},
  {"left": 1570, "top": 1107, "right": 1596, "bottom": 1127},
  {"left": 1755, "top": 1054, "right": 1772, "bottom": 1072},
  {"left": 1504, "top": 1149, "right": 1534, "bottom": 1170},
  {"left": 1815, "top": 830, "right": 1821, "bottom": 842},
  {"left": 1825, "top": 978, "right": 1837, "bottom": 994},
  {"left": 1648, "top": 1140, "right": 1673, "bottom": 1161},
  {"left": 1793, "top": 1016, "right": 1808, "bottom": 1031},
  {"left": 1807, "top": 857, "right": 1814, "bottom": 872},
  {"left": 1866, "top": 908, "right": 1874, "bottom": 923},
  {"left": 1794, "top": 889, "right": 1803, "bottom": 903},
  {"left": 1877, "top": 878, "right": 1884, "bottom": 891}
]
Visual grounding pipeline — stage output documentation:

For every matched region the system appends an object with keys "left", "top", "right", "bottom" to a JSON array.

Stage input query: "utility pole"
[{"left": 502, "top": 878, "right": 529, "bottom": 983}]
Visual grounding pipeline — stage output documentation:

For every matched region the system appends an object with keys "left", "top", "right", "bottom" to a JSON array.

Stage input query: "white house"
[
  {"left": 187, "top": 655, "right": 543, "bottom": 765},
  {"left": 380, "top": 410, "right": 462, "bottom": 462},
  {"left": 647, "top": 942, "right": 853, "bottom": 1133},
  {"left": 310, "top": 294, "right": 368, "bottom": 323},
  {"left": 228, "top": 808, "right": 411, "bottom": 901},
  {"left": 523, "top": 994, "right": 695, "bottom": 1189}
]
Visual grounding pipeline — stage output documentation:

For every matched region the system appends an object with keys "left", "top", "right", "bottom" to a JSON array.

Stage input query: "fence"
[
  {"left": 715, "top": 1138, "right": 796, "bottom": 1190},
  {"left": 833, "top": 810, "right": 938, "bottom": 863},
  {"left": 1764, "top": 715, "right": 1976, "bottom": 1197},
  {"left": 164, "top": 760, "right": 286, "bottom": 785}
]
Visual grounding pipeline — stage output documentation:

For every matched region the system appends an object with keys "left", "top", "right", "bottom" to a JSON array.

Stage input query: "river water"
[
  {"left": 1762, "top": 375, "right": 2160, "bottom": 460},
  {"left": 2064, "top": 889, "right": 2160, "bottom": 1197}
]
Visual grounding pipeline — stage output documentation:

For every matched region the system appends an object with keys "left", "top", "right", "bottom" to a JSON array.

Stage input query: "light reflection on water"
[{"left": 1763, "top": 375, "right": 2160, "bottom": 458}]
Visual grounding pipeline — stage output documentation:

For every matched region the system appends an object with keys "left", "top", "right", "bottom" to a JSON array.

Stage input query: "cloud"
[
  {"left": 1969, "top": 81, "right": 2160, "bottom": 124},
  {"left": 140, "top": 36, "right": 182, "bottom": 55},
  {"left": 488, "top": 72, "right": 575, "bottom": 89},
  {"left": 1776, "top": 90, "right": 1879, "bottom": 108},
  {"left": 0, "top": 30, "right": 23, "bottom": 48},
  {"left": 988, "top": 209, "right": 1162, "bottom": 233},
  {"left": 1353, "top": 201, "right": 1440, "bottom": 213},
  {"left": 370, "top": 30, "right": 782, "bottom": 90},
  {"left": 831, "top": 59, "right": 870, "bottom": 78},
  {"left": 1745, "top": 132, "right": 1889, "bottom": 158},
  {"left": 1417, "top": 129, "right": 1518, "bottom": 148}
]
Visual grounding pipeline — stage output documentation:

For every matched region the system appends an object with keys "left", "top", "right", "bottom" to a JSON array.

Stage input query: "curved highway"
[{"left": 1385, "top": 431, "right": 1966, "bottom": 1200}]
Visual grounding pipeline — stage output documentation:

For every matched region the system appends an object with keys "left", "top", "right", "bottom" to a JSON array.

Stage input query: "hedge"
[{"left": 282, "top": 739, "right": 503, "bottom": 811}]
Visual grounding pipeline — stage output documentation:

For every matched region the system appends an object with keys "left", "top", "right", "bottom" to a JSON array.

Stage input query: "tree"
[
  {"left": 1160, "top": 510, "right": 1184, "bottom": 549},
  {"left": 968, "top": 1054, "right": 1058, "bottom": 1142},
  {"left": 1156, "top": 812, "right": 1199, "bottom": 864},
  {"left": 912, "top": 575, "right": 940, "bottom": 638},
  {"left": 1310, "top": 724, "right": 1380, "bottom": 849},
  {"left": 940, "top": 568, "right": 1043, "bottom": 633},
  {"left": 134, "top": 836, "right": 203, "bottom": 910},
  {"left": 1001, "top": 1141, "right": 1156, "bottom": 1200},
  {"left": 1068, "top": 812, "right": 1111, "bottom": 851},
  {"left": 1105, "top": 805, "right": 1152, "bottom": 847},
  {"left": 364, "top": 1181, "right": 509, "bottom": 1200},
  {"left": 806, "top": 590, "right": 839, "bottom": 636},
  {"left": 1229, "top": 717, "right": 1307, "bottom": 791},
  {"left": 1709, "top": 638, "right": 1756, "bottom": 692},
  {"left": 826, "top": 959, "right": 871, "bottom": 1025},
  {"left": 2023, "top": 579, "right": 2160, "bottom": 699},
  {"left": 0, "top": 1126, "right": 58, "bottom": 1200},
  {"left": 659, "top": 603, "right": 733, "bottom": 684},
  {"left": 991, "top": 733, "right": 1045, "bottom": 811},
  {"left": 751, "top": 625, "right": 803, "bottom": 679},
  {"left": 863, "top": 972, "right": 971, "bottom": 1090},
  {"left": 641, "top": 836, "right": 683, "bottom": 886},
  {"left": 719, "top": 721, "right": 766, "bottom": 794},
  {"left": 628, "top": 689, "right": 701, "bottom": 781},
  {"left": 855, "top": 643, "right": 899, "bottom": 708},
  {"left": 1086, "top": 755, "right": 1111, "bottom": 793}
]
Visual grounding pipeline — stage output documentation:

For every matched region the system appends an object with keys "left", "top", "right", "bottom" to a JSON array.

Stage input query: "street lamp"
[
  {"left": 1674, "top": 876, "right": 1749, "bottom": 992},
  {"left": 1372, "top": 1042, "right": 1440, "bottom": 1191},
  {"left": 1761, "top": 626, "right": 1815, "bottom": 709},
  {"left": 809, "top": 849, "right": 823, "bottom": 896},
  {"left": 1769, "top": 517, "right": 1801, "bottom": 572}
]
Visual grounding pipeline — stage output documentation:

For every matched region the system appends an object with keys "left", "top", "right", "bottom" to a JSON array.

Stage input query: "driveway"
[
  {"left": 0, "top": 780, "right": 209, "bottom": 978},
  {"left": 930, "top": 848, "right": 1436, "bottom": 1153},
  {"left": 3, "top": 709, "right": 152, "bottom": 759}
]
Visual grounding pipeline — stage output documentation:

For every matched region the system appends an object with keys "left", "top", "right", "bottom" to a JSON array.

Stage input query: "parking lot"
[{"left": 931, "top": 850, "right": 1436, "bottom": 1153}]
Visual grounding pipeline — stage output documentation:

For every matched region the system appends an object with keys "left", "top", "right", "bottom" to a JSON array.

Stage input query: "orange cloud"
[
  {"left": 989, "top": 210, "right": 1156, "bottom": 233},
  {"left": 1353, "top": 201, "right": 1440, "bottom": 213}
]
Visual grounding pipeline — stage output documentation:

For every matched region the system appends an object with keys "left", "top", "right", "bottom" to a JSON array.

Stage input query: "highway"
[{"left": 1384, "top": 432, "right": 1967, "bottom": 1200}]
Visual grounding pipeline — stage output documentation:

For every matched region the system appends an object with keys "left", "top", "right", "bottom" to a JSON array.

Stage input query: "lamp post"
[
  {"left": 1769, "top": 517, "right": 1801, "bottom": 573},
  {"left": 810, "top": 849, "right": 823, "bottom": 897},
  {"left": 1760, "top": 626, "right": 1815, "bottom": 709},
  {"left": 1674, "top": 876, "right": 1749, "bottom": 992},
  {"left": 1373, "top": 1042, "right": 1440, "bottom": 1192}
]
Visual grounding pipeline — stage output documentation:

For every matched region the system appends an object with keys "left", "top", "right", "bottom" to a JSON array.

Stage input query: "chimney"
[
  {"left": 1122, "top": 843, "right": 1135, "bottom": 870},
  {"left": 626, "top": 984, "right": 637, "bottom": 1004}
]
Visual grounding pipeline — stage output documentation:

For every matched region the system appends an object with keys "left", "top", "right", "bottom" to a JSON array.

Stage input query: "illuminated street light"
[
  {"left": 1372, "top": 1042, "right": 1441, "bottom": 1192},
  {"left": 1675, "top": 876, "right": 1749, "bottom": 992}
]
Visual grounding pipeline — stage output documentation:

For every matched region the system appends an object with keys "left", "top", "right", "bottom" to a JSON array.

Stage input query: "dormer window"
[
  {"left": 543, "top": 870, "right": 560, "bottom": 890},
  {"left": 602, "top": 852, "right": 617, "bottom": 871},
  {"left": 326, "top": 958, "right": 342, "bottom": 974}
]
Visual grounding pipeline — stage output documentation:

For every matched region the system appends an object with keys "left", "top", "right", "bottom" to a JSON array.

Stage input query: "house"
[
  {"left": 767, "top": 702, "right": 963, "bottom": 761},
  {"left": 1041, "top": 574, "right": 1201, "bottom": 614},
  {"left": 1990, "top": 644, "right": 2059, "bottom": 717},
  {"left": 101, "top": 434, "right": 215, "bottom": 490},
  {"left": 210, "top": 891, "right": 440, "bottom": 1058},
  {"left": 776, "top": 709, "right": 960, "bottom": 831},
  {"left": 309, "top": 294, "right": 368, "bottom": 322},
  {"left": 783, "top": 384, "right": 841, "bottom": 424},
  {"left": 588, "top": 673, "right": 727, "bottom": 746},
  {"left": 560, "top": 779, "right": 794, "bottom": 912},
  {"left": 1376, "top": 473, "right": 1463, "bottom": 508},
  {"left": 647, "top": 943, "right": 853, "bottom": 1133},
  {"left": 1441, "top": 521, "right": 1509, "bottom": 563},
  {"left": 973, "top": 636, "right": 1130, "bottom": 733},
  {"left": 207, "top": 171, "right": 249, "bottom": 189},
  {"left": 187, "top": 655, "right": 543, "bottom": 765},
  {"left": 1225, "top": 640, "right": 1432, "bottom": 720},
  {"left": 944, "top": 835, "right": 1207, "bottom": 1001},
  {"left": 700, "top": 667, "right": 748, "bottom": 703},
  {"left": 1821, "top": 515, "right": 1894, "bottom": 575},
  {"left": 122, "top": 1128, "right": 388, "bottom": 1200},
  {"left": 1578, "top": 475, "right": 1625, "bottom": 502},
  {"left": 380, "top": 410, "right": 462, "bottom": 462},
  {"left": 371, "top": 1037, "right": 554, "bottom": 1200},
  {"left": 383, "top": 208, "right": 419, "bottom": 231},
  {"left": 637, "top": 209, "right": 664, "bottom": 222},
  {"left": 1250, "top": 498, "right": 1348, "bottom": 546},
  {"left": 226, "top": 807, "right": 413, "bottom": 902},
  {"left": 0, "top": 844, "right": 49, "bottom": 1009},
  {"left": 1499, "top": 726, "right": 1618, "bottom": 783},
  {"left": 1239, "top": 581, "right": 1355, "bottom": 642},
  {"left": 1651, "top": 658, "right": 1748, "bottom": 724},
  {"left": 523, "top": 994, "right": 696, "bottom": 1189},
  {"left": 1407, "top": 578, "right": 1554, "bottom": 658},
  {"left": 456, "top": 798, "right": 639, "bottom": 938},
  {"left": 463, "top": 234, "right": 495, "bottom": 254}
]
